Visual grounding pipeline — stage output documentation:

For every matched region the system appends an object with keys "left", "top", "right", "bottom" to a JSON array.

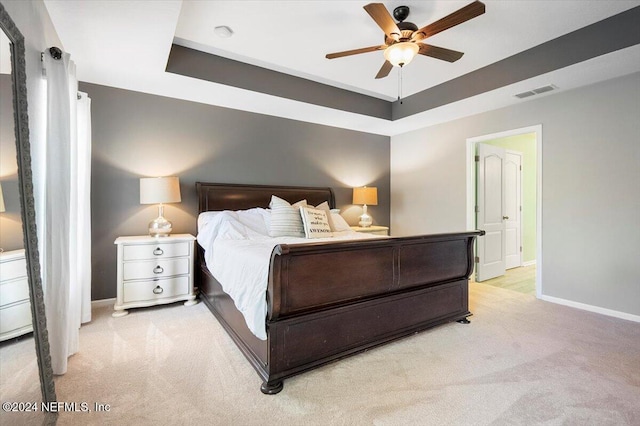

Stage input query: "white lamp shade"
[
  {"left": 353, "top": 186, "right": 378, "bottom": 206},
  {"left": 384, "top": 42, "right": 419, "bottom": 67},
  {"left": 0, "top": 182, "right": 5, "bottom": 213},
  {"left": 140, "top": 177, "right": 181, "bottom": 205}
]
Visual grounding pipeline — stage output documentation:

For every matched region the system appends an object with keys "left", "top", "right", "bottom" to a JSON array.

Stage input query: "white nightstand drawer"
[
  {"left": 114, "top": 235, "right": 196, "bottom": 317},
  {"left": 123, "top": 276, "right": 189, "bottom": 303},
  {"left": 350, "top": 226, "right": 389, "bottom": 236},
  {"left": 0, "top": 257, "right": 27, "bottom": 282},
  {"left": 0, "top": 301, "right": 32, "bottom": 335},
  {"left": 1, "top": 277, "right": 30, "bottom": 306},
  {"left": 123, "top": 241, "right": 190, "bottom": 261},
  {"left": 123, "top": 257, "right": 189, "bottom": 281}
]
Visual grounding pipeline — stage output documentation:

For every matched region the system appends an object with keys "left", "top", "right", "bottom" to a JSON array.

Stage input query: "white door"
[
  {"left": 476, "top": 143, "right": 506, "bottom": 281},
  {"left": 504, "top": 151, "right": 523, "bottom": 269}
]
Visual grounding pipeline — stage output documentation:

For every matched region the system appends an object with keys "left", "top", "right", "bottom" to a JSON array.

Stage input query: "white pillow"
[
  {"left": 315, "top": 201, "right": 330, "bottom": 211},
  {"left": 268, "top": 195, "right": 306, "bottom": 237},
  {"left": 299, "top": 206, "right": 333, "bottom": 239},
  {"left": 198, "top": 211, "right": 223, "bottom": 231},
  {"left": 236, "top": 207, "right": 270, "bottom": 236},
  {"left": 330, "top": 212, "right": 351, "bottom": 232}
]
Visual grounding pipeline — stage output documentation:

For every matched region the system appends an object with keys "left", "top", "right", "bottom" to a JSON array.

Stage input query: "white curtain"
[{"left": 41, "top": 51, "right": 92, "bottom": 375}]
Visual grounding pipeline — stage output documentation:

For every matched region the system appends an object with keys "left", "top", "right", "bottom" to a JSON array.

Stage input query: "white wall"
[{"left": 391, "top": 72, "right": 640, "bottom": 318}]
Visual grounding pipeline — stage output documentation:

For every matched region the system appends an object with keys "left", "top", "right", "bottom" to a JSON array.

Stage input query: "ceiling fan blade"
[
  {"left": 412, "top": 1, "right": 486, "bottom": 42},
  {"left": 326, "top": 45, "right": 386, "bottom": 59},
  {"left": 375, "top": 60, "right": 393, "bottom": 79},
  {"left": 364, "top": 3, "right": 401, "bottom": 42},
  {"left": 418, "top": 44, "right": 464, "bottom": 62}
]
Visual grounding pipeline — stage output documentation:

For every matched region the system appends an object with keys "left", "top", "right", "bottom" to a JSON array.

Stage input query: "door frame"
[{"left": 465, "top": 125, "right": 543, "bottom": 298}]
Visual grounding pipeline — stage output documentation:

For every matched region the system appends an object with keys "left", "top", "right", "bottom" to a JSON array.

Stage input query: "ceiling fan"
[{"left": 326, "top": 1, "right": 486, "bottom": 79}]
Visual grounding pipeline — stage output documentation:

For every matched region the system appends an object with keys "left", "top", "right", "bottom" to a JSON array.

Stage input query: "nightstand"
[
  {"left": 350, "top": 225, "right": 389, "bottom": 236},
  {"left": 113, "top": 234, "right": 197, "bottom": 317},
  {"left": 0, "top": 249, "right": 33, "bottom": 341}
]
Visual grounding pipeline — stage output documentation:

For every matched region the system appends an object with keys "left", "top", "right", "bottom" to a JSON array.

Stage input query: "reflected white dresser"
[
  {"left": 0, "top": 249, "right": 33, "bottom": 341},
  {"left": 113, "top": 234, "right": 197, "bottom": 317}
]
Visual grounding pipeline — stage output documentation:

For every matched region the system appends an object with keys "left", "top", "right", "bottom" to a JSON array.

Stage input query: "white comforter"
[{"left": 197, "top": 209, "right": 380, "bottom": 340}]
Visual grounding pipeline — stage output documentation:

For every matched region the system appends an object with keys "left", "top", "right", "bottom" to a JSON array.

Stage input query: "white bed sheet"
[{"left": 197, "top": 209, "right": 382, "bottom": 340}]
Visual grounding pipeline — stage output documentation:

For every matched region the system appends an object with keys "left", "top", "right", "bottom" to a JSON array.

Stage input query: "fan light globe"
[{"left": 384, "top": 42, "right": 419, "bottom": 67}]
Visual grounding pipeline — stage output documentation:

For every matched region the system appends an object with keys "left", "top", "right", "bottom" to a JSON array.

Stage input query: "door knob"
[{"left": 503, "top": 216, "right": 509, "bottom": 220}]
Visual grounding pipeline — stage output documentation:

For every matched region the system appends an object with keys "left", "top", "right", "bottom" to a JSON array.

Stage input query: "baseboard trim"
[
  {"left": 539, "top": 295, "right": 640, "bottom": 323},
  {"left": 523, "top": 260, "right": 537, "bottom": 267}
]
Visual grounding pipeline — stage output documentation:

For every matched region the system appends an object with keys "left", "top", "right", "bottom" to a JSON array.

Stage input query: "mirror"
[{"left": 0, "top": 2, "right": 57, "bottom": 413}]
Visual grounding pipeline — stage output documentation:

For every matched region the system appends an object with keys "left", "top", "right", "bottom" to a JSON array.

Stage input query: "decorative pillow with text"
[{"left": 299, "top": 206, "right": 333, "bottom": 239}]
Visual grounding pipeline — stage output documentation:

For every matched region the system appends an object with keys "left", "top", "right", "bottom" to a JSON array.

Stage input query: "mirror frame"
[{"left": 0, "top": 3, "right": 56, "bottom": 404}]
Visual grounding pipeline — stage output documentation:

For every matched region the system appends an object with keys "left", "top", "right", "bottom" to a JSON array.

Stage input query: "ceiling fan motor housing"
[
  {"left": 393, "top": 5, "right": 410, "bottom": 22},
  {"left": 385, "top": 27, "right": 417, "bottom": 45},
  {"left": 386, "top": 6, "right": 418, "bottom": 44}
]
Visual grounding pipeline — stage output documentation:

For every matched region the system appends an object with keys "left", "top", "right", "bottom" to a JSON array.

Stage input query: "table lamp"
[
  {"left": 353, "top": 186, "right": 378, "bottom": 227},
  {"left": 140, "top": 176, "right": 181, "bottom": 237}
]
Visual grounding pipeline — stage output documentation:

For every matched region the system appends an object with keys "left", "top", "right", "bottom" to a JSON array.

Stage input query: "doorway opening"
[
  {"left": 471, "top": 264, "right": 536, "bottom": 296},
  {"left": 466, "top": 125, "right": 542, "bottom": 298}
]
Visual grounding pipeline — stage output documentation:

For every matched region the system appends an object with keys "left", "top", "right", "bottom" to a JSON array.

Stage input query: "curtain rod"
[
  {"left": 40, "top": 46, "right": 84, "bottom": 100},
  {"left": 40, "top": 46, "right": 63, "bottom": 61}
]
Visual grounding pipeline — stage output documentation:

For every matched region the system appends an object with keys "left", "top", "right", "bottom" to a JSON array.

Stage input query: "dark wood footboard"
[
  {"left": 268, "top": 232, "right": 476, "bottom": 320},
  {"left": 195, "top": 182, "right": 483, "bottom": 394},
  {"left": 261, "top": 231, "right": 481, "bottom": 390},
  {"left": 267, "top": 279, "right": 469, "bottom": 380}
]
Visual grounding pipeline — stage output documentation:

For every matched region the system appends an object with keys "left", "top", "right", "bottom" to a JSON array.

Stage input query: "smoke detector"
[{"left": 214, "top": 26, "right": 233, "bottom": 38}]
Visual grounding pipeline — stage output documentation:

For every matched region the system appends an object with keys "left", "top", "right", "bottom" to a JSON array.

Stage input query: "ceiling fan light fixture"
[{"left": 384, "top": 42, "right": 419, "bottom": 67}]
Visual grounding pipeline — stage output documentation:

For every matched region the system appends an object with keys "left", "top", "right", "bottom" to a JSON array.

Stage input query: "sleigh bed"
[{"left": 195, "top": 182, "right": 482, "bottom": 394}]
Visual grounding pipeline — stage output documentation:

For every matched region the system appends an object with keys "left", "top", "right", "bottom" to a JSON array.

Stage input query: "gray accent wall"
[
  {"left": 391, "top": 72, "right": 640, "bottom": 317},
  {"left": 81, "top": 82, "right": 390, "bottom": 301}
]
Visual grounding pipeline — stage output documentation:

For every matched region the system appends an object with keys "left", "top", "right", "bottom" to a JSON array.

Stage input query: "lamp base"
[
  {"left": 358, "top": 215, "right": 373, "bottom": 227},
  {"left": 149, "top": 216, "right": 172, "bottom": 237},
  {"left": 358, "top": 204, "right": 373, "bottom": 228}
]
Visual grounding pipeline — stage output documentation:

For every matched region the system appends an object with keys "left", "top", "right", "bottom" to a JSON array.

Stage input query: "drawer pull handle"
[
  {"left": 153, "top": 247, "right": 164, "bottom": 256},
  {"left": 153, "top": 285, "right": 164, "bottom": 295},
  {"left": 153, "top": 265, "right": 164, "bottom": 274}
]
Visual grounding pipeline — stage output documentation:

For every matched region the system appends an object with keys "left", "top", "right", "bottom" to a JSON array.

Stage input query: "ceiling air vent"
[
  {"left": 515, "top": 84, "right": 558, "bottom": 99},
  {"left": 515, "top": 91, "right": 536, "bottom": 99}
]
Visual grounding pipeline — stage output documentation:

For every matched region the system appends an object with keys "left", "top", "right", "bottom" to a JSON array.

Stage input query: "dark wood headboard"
[{"left": 196, "top": 182, "right": 335, "bottom": 214}]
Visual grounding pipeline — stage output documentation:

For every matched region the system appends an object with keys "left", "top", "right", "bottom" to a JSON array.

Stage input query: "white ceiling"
[{"left": 43, "top": 0, "right": 640, "bottom": 136}]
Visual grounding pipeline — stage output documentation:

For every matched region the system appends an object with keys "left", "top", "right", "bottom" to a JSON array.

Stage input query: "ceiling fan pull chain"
[{"left": 398, "top": 66, "right": 403, "bottom": 104}]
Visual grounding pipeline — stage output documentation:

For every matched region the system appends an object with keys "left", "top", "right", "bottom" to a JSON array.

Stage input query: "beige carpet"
[{"left": 2, "top": 282, "right": 639, "bottom": 425}]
